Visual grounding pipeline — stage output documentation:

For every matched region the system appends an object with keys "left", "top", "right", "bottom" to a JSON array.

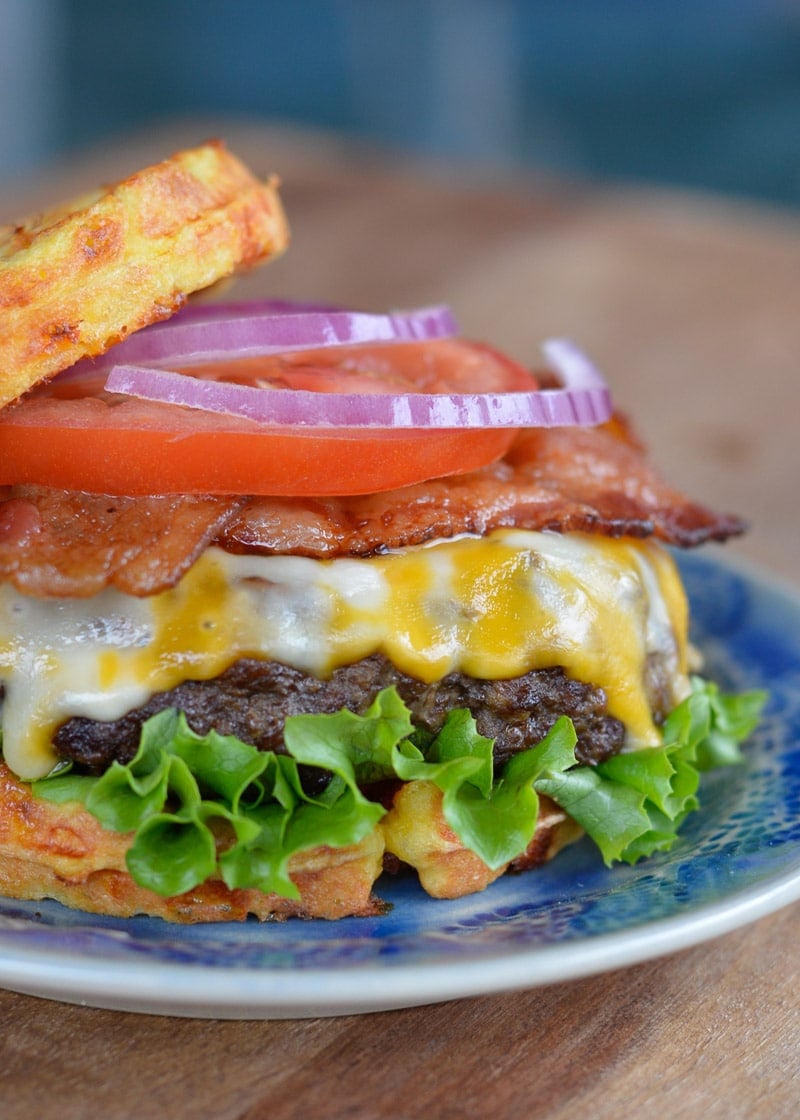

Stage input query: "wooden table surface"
[{"left": 1, "top": 123, "right": 798, "bottom": 1120}]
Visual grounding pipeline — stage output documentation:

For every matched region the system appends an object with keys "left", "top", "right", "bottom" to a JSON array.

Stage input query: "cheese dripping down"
[{"left": 0, "top": 529, "right": 689, "bottom": 780}]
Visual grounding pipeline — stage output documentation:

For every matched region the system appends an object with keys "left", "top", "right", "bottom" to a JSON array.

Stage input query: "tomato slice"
[{"left": 0, "top": 340, "right": 533, "bottom": 497}]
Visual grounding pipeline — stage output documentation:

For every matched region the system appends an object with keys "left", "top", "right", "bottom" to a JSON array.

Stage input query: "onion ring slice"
[
  {"left": 104, "top": 337, "right": 613, "bottom": 429},
  {"left": 75, "top": 304, "right": 459, "bottom": 372}
]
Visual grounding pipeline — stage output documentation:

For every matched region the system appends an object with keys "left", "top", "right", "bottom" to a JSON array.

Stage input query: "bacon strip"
[
  {"left": 0, "top": 415, "right": 744, "bottom": 598},
  {"left": 220, "top": 416, "right": 745, "bottom": 558},
  {"left": 0, "top": 487, "right": 241, "bottom": 598}
]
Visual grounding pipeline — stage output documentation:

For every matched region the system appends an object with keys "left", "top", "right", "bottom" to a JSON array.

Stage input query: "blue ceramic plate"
[{"left": 0, "top": 552, "right": 798, "bottom": 1019}]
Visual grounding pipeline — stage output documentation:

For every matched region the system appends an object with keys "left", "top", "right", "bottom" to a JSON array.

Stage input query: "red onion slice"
[
  {"left": 78, "top": 304, "right": 459, "bottom": 373},
  {"left": 104, "top": 338, "right": 613, "bottom": 429}
]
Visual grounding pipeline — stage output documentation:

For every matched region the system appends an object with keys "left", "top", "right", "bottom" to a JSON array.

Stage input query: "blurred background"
[{"left": 1, "top": 0, "right": 798, "bottom": 209}]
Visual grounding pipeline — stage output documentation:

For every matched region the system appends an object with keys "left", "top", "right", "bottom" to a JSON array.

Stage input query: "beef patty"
[{"left": 52, "top": 655, "right": 625, "bottom": 776}]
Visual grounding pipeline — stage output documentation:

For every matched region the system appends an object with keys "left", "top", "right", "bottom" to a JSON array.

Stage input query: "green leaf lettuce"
[{"left": 30, "top": 678, "right": 766, "bottom": 898}]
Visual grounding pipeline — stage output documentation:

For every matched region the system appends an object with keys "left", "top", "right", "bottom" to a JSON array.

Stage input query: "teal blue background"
[{"left": 1, "top": 1, "right": 799, "bottom": 207}]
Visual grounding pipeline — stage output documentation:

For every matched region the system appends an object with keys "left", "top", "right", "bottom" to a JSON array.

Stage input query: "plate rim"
[{"left": 1, "top": 857, "right": 800, "bottom": 1018}]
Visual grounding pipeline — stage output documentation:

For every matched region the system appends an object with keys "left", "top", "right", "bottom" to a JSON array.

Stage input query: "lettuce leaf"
[
  {"left": 31, "top": 678, "right": 766, "bottom": 898},
  {"left": 33, "top": 707, "right": 391, "bottom": 900},
  {"left": 536, "top": 677, "right": 766, "bottom": 865},
  {"left": 393, "top": 711, "right": 578, "bottom": 869}
]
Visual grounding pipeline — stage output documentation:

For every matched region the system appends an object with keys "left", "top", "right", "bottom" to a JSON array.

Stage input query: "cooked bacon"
[
  {"left": 0, "top": 486, "right": 241, "bottom": 598},
  {"left": 220, "top": 416, "right": 745, "bottom": 558},
  {"left": 0, "top": 415, "right": 743, "bottom": 598}
]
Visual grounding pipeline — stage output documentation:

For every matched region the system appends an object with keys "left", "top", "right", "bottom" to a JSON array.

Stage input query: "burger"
[{"left": 0, "top": 143, "right": 764, "bottom": 922}]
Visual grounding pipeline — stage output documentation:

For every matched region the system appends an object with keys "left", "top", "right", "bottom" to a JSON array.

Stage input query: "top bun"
[{"left": 0, "top": 140, "right": 289, "bottom": 410}]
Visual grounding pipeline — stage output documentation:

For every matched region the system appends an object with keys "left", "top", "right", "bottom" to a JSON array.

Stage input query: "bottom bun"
[
  {"left": 0, "top": 764, "right": 582, "bottom": 922},
  {"left": 380, "top": 780, "right": 583, "bottom": 899}
]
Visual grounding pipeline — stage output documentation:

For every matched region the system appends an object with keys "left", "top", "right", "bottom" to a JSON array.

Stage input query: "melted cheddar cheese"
[{"left": 0, "top": 530, "right": 690, "bottom": 780}]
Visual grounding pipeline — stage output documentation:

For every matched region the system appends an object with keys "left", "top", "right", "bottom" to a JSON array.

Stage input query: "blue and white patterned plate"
[{"left": 0, "top": 551, "right": 798, "bottom": 1019}]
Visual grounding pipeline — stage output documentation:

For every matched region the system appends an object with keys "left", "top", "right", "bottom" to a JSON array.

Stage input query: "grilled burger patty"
[{"left": 51, "top": 655, "right": 625, "bottom": 777}]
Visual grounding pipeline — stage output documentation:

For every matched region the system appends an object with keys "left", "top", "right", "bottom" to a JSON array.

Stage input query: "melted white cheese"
[{"left": 0, "top": 530, "right": 690, "bottom": 780}]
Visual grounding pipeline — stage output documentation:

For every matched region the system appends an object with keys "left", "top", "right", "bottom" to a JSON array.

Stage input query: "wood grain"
[
  {"left": 0, "top": 904, "right": 797, "bottom": 1120},
  {"left": 0, "top": 121, "right": 798, "bottom": 1120}
]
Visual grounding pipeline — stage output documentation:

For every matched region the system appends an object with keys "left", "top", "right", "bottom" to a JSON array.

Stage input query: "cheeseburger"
[{"left": 0, "top": 143, "right": 763, "bottom": 922}]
